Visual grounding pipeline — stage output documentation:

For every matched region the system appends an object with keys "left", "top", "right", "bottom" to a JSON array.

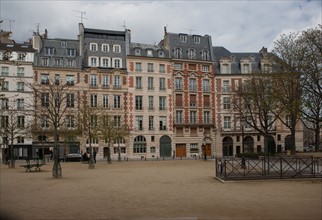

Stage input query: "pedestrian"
[{"left": 93, "top": 150, "right": 96, "bottom": 163}]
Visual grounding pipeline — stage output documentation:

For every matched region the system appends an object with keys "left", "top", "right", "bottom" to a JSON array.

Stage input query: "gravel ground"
[{"left": 1, "top": 159, "right": 321, "bottom": 220}]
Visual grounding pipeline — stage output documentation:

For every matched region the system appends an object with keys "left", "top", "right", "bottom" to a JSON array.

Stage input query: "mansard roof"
[
  {"left": 0, "top": 42, "right": 35, "bottom": 53},
  {"left": 129, "top": 42, "right": 169, "bottom": 58},
  {"left": 213, "top": 46, "right": 262, "bottom": 74}
]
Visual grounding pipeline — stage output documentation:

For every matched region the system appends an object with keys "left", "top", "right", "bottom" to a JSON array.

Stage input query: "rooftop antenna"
[
  {"left": 0, "top": 18, "right": 15, "bottom": 31},
  {"left": 73, "top": 10, "right": 87, "bottom": 23},
  {"left": 122, "top": 20, "right": 127, "bottom": 30},
  {"left": 187, "top": 28, "right": 196, "bottom": 35}
]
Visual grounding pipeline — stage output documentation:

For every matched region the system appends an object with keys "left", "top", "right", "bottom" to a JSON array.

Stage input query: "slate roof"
[
  {"left": 129, "top": 42, "right": 169, "bottom": 58},
  {"left": 213, "top": 46, "right": 262, "bottom": 74},
  {"left": 0, "top": 42, "right": 35, "bottom": 53}
]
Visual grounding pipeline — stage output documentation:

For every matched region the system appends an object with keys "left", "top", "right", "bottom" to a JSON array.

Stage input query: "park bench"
[{"left": 20, "top": 159, "right": 44, "bottom": 172}]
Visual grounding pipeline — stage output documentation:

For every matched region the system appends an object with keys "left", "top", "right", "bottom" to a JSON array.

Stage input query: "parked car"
[
  {"left": 303, "top": 145, "right": 315, "bottom": 152},
  {"left": 65, "top": 153, "right": 82, "bottom": 162}
]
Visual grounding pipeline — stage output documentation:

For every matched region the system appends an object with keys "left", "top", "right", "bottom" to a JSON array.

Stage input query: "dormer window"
[
  {"left": 158, "top": 51, "right": 164, "bottom": 57},
  {"left": 221, "top": 63, "right": 230, "bottom": 74},
  {"left": 174, "top": 48, "right": 182, "bottom": 59},
  {"left": 180, "top": 34, "right": 187, "bottom": 42},
  {"left": 45, "top": 47, "right": 54, "bottom": 55},
  {"left": 193, "top": 36, "right": 201, "bottom": 44},
  {"left": 262, "top": 63, "right": 271, "bottom": 73},
  {"left": 61, "top": 42, "right": 67, "bottom": 48},
  {"left": 66, "top": 49, "right": 76, "bottom": 57},
  {"left": 90, "top": 43, "right": 98, "bottom": 52},
  {"left": 102, "top": 44, "right": 109, "bottom": 52},
  {"left": 188, "top": 49, "right": 196, "bottom": 59},
  {"left": 201, "top": 50, "right": 209, "bottom": 61},
  {"left": 147, "top": 50, "right": 153, "bottom": 57},
  {"left": 242, "top": 64, "right": 250, "bottom": 74},
  {"left": 113, "top": 45, "right": 121, "bottom": 53},
  {"left": 135, "top": 49, "right": 141, "bottom": 56}
]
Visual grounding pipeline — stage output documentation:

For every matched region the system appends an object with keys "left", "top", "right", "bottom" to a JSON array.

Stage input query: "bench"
[{"left": 20, "top": 159, "right": 44, "bottom": 172}]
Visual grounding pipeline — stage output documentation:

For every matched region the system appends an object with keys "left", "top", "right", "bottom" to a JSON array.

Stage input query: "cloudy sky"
[{"left": 1, "top": 0, "right": 321, "bottom": 52}]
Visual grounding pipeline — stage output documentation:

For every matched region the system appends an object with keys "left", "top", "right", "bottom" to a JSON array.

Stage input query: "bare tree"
[
  {"left": 232, "top": 72, "right": 282, "bottom": 155},
  {"left": 270, "top": 32, "right": 303, "bottom": 154},
  {"left": 31, "top": 75, "right": 82, "bottom": 178},
  {"left": 99, "top": 114, "right": 115, "bottom": 164},
  {"left": 0, "top": 97, "right": 32, "bottom": 168},
  {"left": 297, "top": 26, "right": 322, "bottom": 151}
]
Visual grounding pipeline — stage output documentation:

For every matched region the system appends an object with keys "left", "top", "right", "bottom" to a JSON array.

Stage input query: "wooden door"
[{"left": 176, "top": 144, "right": 186, "bottom": 157}]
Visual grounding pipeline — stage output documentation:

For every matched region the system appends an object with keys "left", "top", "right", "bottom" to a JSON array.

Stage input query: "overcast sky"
[{"left": 1, "top": 0, "right": 321, "bottom": 52}]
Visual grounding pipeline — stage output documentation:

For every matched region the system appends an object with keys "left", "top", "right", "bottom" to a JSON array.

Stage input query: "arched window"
[
  {"left": 201, "top": 50, "right": 210, "bottom": 61},
  {"left": 133, "top": 136, "right": 146, "bottom": 153},
  {"left": 188, "top": 49, "right": 196, "bottom": 59},
  {"left": 174, "top": 48, "right": 182, "bottom": 59}
]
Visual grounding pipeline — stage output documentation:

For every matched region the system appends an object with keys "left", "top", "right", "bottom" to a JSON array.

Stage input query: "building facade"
[{"left": 0, "top": 31, "right": 35, "bottom": 161}]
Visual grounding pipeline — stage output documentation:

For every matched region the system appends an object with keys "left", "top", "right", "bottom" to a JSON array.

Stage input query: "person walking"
[{"left": 93, "top": 150, "right": 97, "bottom": 163}]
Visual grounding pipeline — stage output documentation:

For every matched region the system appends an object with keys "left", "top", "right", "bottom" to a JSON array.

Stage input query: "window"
[
  {"left": 90, "top": 94, "right": 97, "bottom": 107},
  {"left": 114, "top": 95, "right": 121, "bottom": 109},
  {"left": 149, "top": 116, "right": 154, "bottom": 130},
  {"left": 203, "top": 95, "right": 210, "bottom": 107},
  {"left": 204, "top": 111, "right": 210, "bottom": 124},
  {"left": 67, "top": 59, "right": 75, "bottom": 67},
  {"left": 223, "top": 97, "right": 231, "bottom": 109},
  {"left": 203, "top": 79, "right": 210, "bottom": 92},
  {"left": 188, "top": 49, "right": 196, "bottom": 59},
  {"left": 175, "top": 94, "right": 183, "bottom": 107},
  {"left": 135, "top": 96, "right": 143, "bottom": 110},
  {"left": 17, "top": 53, "right": 25, "bottom": 61},
  {"left": 54, "top": 59, "right": 61, "bottom": 67},
  {"left": 45, "top": 47, "right": 54, "bottom": 55},
  {"left": 17, "top": 67, "right": 24, "bottom": 77},
  {"left": 135, "top": 49, "right": 141, "bottom": 56},
  {"left": 136, "top": 77, "right": 142, "bottom": 89},
  {"left": 135, "top": 116, "right": 143, "bottom": 131},
  {"left": 66, "top": 75, "right": 74, "bottom": 85},
  {"left": 54, "top": 74, "right": 60, "bottom": 85},
  {"left": 148, "top": 96, "right": 154, "bottom": 110},
  {"left": 90, "top": 115, "right": 98, "bottom": 127},
  {"left": 159, "top": 64, "right": 165, "bottom": 73},
  {"left": 1, "top": 67, "right": 9, "bottom": 76},
  {"left": 148, "top": 77, "right": 154, "bottom": 90},
  {"left": 113, "top": 58, "right": 121, "bottom": 68},
  {"left": 221, "top": 64, "right": 229, "bottom": 74},
  {"left": 113, "top": 45, "right": 121, "bottom": 53},
  {"left": 159, "top": 78, "right": 166, "bottom": 90},
  {"left": 66, "top": 93, "right": 74, "bottom": 107},
  {"left": 101, "top": 57, "right": 109, "bottom": 67},
  {"left": 41, "top": 58, "right": 49, "bottom": 66},
  {"left": 17, "top": 82, "right": 24, "bottom": 91},
  {"left": 147, "top": 50, "right": 153, "bottom": 57},
  {"left": 222, "top": 80, "right": 230, "bottom": 93},
  {"left": 193, "top": 36, "right": 201, "bottom": 43},
  {"left": 102, "top": 44, "right": 109, "bottom": 52},
  {"left": 41, "top": 115, "right": 49, "bottom": 128},
  {"left": 242, "top": 64, "right": 250, "bottom": 74},
  {"left": 135, "top": 62, "right": 142, "bottom": 72},
  {"left": 1, "top": 81, "right": 8, "bottom": 91},
  {"left": 158, "top": 51, "right": 164, "bottom": 57},
  {"left": 17, "top": 136, "right": 24, "bottom": 144},
  {"left": 89, "top": 57, "right": 98, "bottom": 67},
  {"left": 176, "top": 111, "right": 183, "bottom": 124},
  {"left": 133, "top": 136, "right": 146, "bottom": 153},
  {"left": 17, "top": 116, "right": 25, "bottom": 128},
  {"left": 175, "top": 78, "right": 183, "bottom": 90},
  {"left": 90, "top": 43, "right": 98, "bottom": 52},
  {"left": 1, "top": 98, "right": 8, "bottom": 109},
  {"left": 41, "top": 93, "right": 49, "bottom": 107},
  {"left": 90, "top": 75, "right": 97, "bottom": 87},
  {"left": 180, "top": 34, "right": 187, "bottom": 42},
  {"left": 201, "top": 50, "right": 209, "bottom": 61},
  {"left": 102, "top": 75, "right": 109, "bottom": 87},
  {"left": 190, "top": 111, "right": 196, "bottom": 124},
  {"left": 175, "top": 48, "right": 182, "bottom": 59},
  {"left": 202, "top": 65, "right": 209, "bottom": 72},
  {"left": 114, "top": 116, "right": 121, "bottom": 127},
  {"left": 150, "top": 146, "right": 156, "bottom": 153},
  {"left": 0, "top": 116, "right": 8, "bottom": 128},
  {"left": 224, "top": 116, "right": 231, "bottom": 129},
  {"left": 190, "top": 144, "right": 199, "bottom": 153},
  {"left": 66, "top": 49, "right": 76, "bottom": 57},
  {"left": 174, "top": 63, "right": 182, "bottom": 70},
  {"left": 41, "top": 74, "right": 49, "bottom": 84},
  {"left": 66, "top": 115, "right": 74, "bottom": 128},
  {"left": 147, "top": 63, "right": 154, "bottom": 72},
  {"left": 189, "top": 78, "right": 196, "bottom": 92},
  {"left": 17, "top": 99, "right": 24, "bottom": 110},
  {"left": 263, "top": 64, "right": 271, "bottom": 73},
  {"left": 159, "top": 96, "right": 166, "bottom": 110},
  {"left": 114, "top": 76, "right": 121, "bottom": 88},
  {"left": 190, "top": 94, "right": 196, "bottom": 107},
  {"left": 159, "top": 116, "right": 166, "bottom": 131},
  {"left": 286, "top": 115, "right": 291, "bottom": 127}
]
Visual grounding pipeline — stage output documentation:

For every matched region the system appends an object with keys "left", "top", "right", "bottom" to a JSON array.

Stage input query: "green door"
[{"left": 160, "top": 135, "right": 171, "bottom": 157}]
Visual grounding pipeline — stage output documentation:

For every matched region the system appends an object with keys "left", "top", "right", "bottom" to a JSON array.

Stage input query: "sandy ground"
[{"left": 0, "top": 159, "right": 321, "bottom": 220}]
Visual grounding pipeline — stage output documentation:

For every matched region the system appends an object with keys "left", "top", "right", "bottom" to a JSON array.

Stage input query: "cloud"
[{"left": 1, "top": 0, "right": 320, "bottom": 52}]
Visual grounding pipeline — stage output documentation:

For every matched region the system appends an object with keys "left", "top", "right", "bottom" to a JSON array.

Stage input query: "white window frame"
[
  {"left": 90, "top": 43, "right": 98, "bottom": 52},
  {"left": 113, "top": 45, "right": 121, "bottom": 53},
  {"left": 101, "top": 44, "right": 109, "bottom": 52}
]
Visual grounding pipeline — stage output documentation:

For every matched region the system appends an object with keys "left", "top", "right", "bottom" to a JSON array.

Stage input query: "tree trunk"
[{"left": 52, "top": 133, "right": 62, "bottom": 178}]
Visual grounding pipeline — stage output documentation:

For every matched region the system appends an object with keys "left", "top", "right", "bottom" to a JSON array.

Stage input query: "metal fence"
[{"left": 215, "top": 156, "right": 322, "bottom": 181}]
